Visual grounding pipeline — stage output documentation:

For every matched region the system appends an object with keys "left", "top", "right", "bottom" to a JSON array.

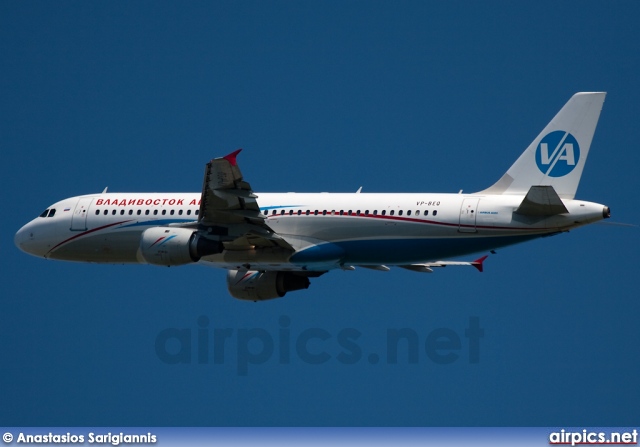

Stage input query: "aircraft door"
[
  {"left": 459, "top": 198, "right": 480, "bottom": 233},
  {"left": 70, "top": 197, "right": 93, "bottom": 231}
]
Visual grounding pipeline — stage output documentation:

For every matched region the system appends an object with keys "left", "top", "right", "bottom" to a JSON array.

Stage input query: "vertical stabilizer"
[{"left": 477, "top": 92, "right": 606, "bottom": 199}]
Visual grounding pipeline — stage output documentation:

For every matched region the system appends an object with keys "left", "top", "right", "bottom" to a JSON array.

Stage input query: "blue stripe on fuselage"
[{"left": 290, "top": 234, "right": 545, "bottom": 265}]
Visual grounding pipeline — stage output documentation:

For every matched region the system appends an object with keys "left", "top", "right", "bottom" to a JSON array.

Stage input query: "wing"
[
  {"left": 345, "top": 256, "right": 489, "bottom": 273},
  {"left": 398, "top": 255, "right": 488, "bottom": 273},
  {"left": 193, "top": 149, "right": 293, "bottom": 251}
]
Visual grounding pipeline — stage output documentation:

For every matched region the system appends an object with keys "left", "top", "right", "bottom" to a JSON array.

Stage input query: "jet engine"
[
  {"left": 139, "top": 227, "right": 222, "bottom": 266},
  {"left": 227, "top": 270, "right": 310, "bottom": 301}
]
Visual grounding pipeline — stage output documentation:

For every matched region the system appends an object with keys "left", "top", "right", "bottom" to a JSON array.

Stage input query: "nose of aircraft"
[
  {"left": 14, "top": 224, "right": 30, "bottom": 253},
  {"left": 14, "top": 222, "right": 45, "bottom": 257}
]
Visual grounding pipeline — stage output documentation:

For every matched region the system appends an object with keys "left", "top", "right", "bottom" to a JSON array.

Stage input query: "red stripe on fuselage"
[{"left": 46, "top": 220, "right": 134, "bottom": 255}]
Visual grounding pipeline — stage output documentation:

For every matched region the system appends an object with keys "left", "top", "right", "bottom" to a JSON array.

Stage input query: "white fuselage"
[{"left": 14, "top": 191, "right": 607, "bottom": 271}]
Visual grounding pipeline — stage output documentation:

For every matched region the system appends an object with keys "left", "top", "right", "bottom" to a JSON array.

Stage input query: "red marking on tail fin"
[
  {"left": 472, "top": 255, "right": 488, "bottom": 272},
  {"left": 223, "top": 149, "right": 243, "bottom": 166}
]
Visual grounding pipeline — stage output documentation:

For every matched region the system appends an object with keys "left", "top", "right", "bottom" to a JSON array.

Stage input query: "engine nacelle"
[
  {"left": 227, "top": 270, "right": 311, "bottom": 301},
  {"left": 139, "top": 227, "right": 222, "bottom": 266}
]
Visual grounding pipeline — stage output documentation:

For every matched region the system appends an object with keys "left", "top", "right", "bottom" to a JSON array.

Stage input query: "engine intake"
[
  {"left": 139, "top": 227, "right": 223, "bottom": 266},
  {"left": 227, "top": 270, "right": 311, "bottom": 301}
]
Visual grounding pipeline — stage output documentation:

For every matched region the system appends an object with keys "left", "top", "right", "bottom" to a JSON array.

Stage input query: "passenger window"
[
  {"left": 424, "top": 210, "right": 429, "bottom": 216},
  {"left": 322, "top": 210, "right": 327, "bottom": 215},
  {"left": 390, "top": 210, "right": 395, "bottom": 216},
  {"left": 373, "top": 210, "right": 377, "bottom": 215},
  {"left": 145, "top": 210, "right": 150, "bottom": 215},
  {"left": 297, "top": 210, "right": 301, "bottom": 215},
  {"left": 128, "top": 210, "right": 133, "bottom": 215},
  {"left": 398, "top": 210, "right": 403, "bottom": 216},
  {"left": 195, "top": 210, "right": 199, "bottom": 215},
  {"left": 305, "top": 210, "right": 310, "bottom": 215},
  {"left": 339, "top": 210, "right": 344, "bottom": 215},
  {"left": 178, "top": 210, "right": 183, "bottom": 215},
  {"left": 104, "top": 210, "right": 108, "bottom": 215},
  {"left": 415, "top": 210, "right": 419, "bottom": 216},
  {"left": 348, "top": 210, "right": 352, "bottom": 215},
  {"left": 381, "top": 210, "right": 386, "bottom": 216},
  {"left": 433, "top": 210, "right": 438, "bottom": 216},
  {"left": 365, "top": 210, "right": 369, "bottom": 215},
  {"left": 407, "top": 210, "right": 411, "bottom": 216},
  {"left": 95, "top": 210, "right": 100, "bottom": 215},
  {"left": 170, "top": 210, "right": 174, "bottom": 215},
  {"left": 161, "top": 210, "right": 166, "bottom": 215},
  {"left": 314, "top": 210, "right": 318, "bottom": 215},
  {"left": 187, "top": 210, "right": 191, "bottom": 215},
  {"left": 357, "top": 210, "right": 361, "bottom": 215},
  {"left": 153, "top": 210, "right": 158, "bottom": 215},
  {"left": 112, "top": 210, "right": 116, "bottom": 215},
  {"left": 289, "top": 210, "right": 293, "bottom": 215},
  {"left": 40, "top": 209, "right": 49, "bottom": 218},
  {"left": 137, "top": 210, "right": 142, "bottom": 215},
  {"left": 120, "top": 210, "right": 125, "bottom": 215},
  {"left": 48, "top": 209, "right": 56, "bottom": 217},
  {"left": 281, "top": 210, "right": 285, "bottom": 215}
]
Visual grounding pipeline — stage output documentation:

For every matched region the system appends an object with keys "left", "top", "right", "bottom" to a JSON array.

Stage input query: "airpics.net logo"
[
  {"left": 154, "top": 316, "right": 484, "bottom": 376},
  {"left": 535, "top": 130, "right": 580, "bottom": 177}
]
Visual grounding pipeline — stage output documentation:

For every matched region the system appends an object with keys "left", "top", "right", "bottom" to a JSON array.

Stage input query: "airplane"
[{"left": 15, "top": 92, "right": 610, "bottom": 301}]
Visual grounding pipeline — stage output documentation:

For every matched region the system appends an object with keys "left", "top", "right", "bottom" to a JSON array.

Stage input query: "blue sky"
[{"left": 1, "top": 1, "right": 639, "bottom": 426}]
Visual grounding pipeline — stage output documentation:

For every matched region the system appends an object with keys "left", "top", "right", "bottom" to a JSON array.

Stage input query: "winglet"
[
  {"left": 471, "top": 255, "right": 488, "bottom": 272},
  {"left": 223, "top": 149, "right": 243, "bottom": 166}
]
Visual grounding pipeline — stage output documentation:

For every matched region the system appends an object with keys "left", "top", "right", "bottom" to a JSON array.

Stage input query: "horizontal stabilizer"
[{"left": 515, "top": 185, "right": 568, "bottom": 216}]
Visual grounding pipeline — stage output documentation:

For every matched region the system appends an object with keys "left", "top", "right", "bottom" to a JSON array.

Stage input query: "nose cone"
[
  {"left": 15, "top": 222, "right": 47, "bottom": 257},
  {"left": 14, "top": 224, "right": 27, "bottom": 252}
]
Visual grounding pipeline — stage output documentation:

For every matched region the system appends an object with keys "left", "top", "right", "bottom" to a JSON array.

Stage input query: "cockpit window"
[
  {"left": 48, "top": 209, "right": 56, "bottom": 217},
  {"left": 40, "top": 209, "right": 50, "bottom": 218}
]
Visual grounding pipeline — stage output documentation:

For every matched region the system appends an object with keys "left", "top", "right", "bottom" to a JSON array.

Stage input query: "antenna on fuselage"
[
  {"left": 356, "top": 186, "right": 362, "bottom": 193},
  {"left": 101, "top": 187, "right": 108, "bottom": 194}
]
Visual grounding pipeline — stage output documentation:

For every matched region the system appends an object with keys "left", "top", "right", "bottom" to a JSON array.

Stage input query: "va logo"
[{"left": 535, "top": 131, "right": 580, "bottom": 177}]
